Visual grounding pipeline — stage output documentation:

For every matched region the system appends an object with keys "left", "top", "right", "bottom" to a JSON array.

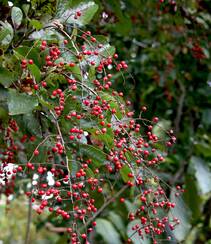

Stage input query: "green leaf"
[
  {"left": 83, "top": 126, "right": 114, "bottom": 148},
  {"left": 27, "top": 138, "right": 51, "bottom": 164},
  {"left": 85, "top": 167, "right": 95, "bottom": 177},
  {"left": 60, "top": 51, "right": 77, "bottom": 64},
  {"left": 188, "top": 156, "right": 211, "bottom": 195},
  {"left": 27, "top": 63, "right": 41, "bottom": 82},
  {"left": 152, "top": 119, "right": 171, "bottom": 138},
  {"left": 22, "top": 113, "right": 42, "bottom": 137},
  {"left": 57, "top": 1, "right": 99, "bottom": 26},
  {"left": 124, "top": 199, "right": 138, "bottom": 213},
  {"left": 120, "top": 165, "right": 131, "bottom": 183},
  {"left": 127, "top": 219, "right": 150, "bottom": 244},
  {"left": 114, "top": 15, "right": 132, "bottom": 35},
  {"left": 100, "top": 92, "right": 123, "bottom": 119},
  {"left": 88, "top": 66, "right": 96, "bottom": 81},
  {"left": 184, "top": 225, "right": 202, "bottom": 244},
  {"left": 65, "top": 64, "right": 82, "bottom": 81},
  {"left": 29, "top": 29, "right": 64, "bottom": 41},
  {"left": 56, "top": 0, "right": 70, "bottom": 17},
  {"left": 62, "top": 95, "right": 82, "bottom": 116},
  {"left": 0, "top": 21, "right": 13, "bottom": 46},
  {"left": 169, "top": 190, "right": 191, "bottom": 242},
  {"left": 82, "top": 44, "right": 115, "bottom": 67},
  {"left": 0, "top": 87, "right": 8, "bottom": 121},
  {"left": 11, "top": 7, "right": 23, "bottom": 29},
  {"left": 0, "top": 107, "right": 8, "bottom": 121},
  {"left": 202, "top": 109, "right": 211, "bottom": 126},
  {"left": 92, "top": 130, "right": 114, "bottom": 148},
  {"left": 95, "top": 218, "right": 121, "bottom": 244},
  {"left": 108, "top": 211, "right": 126, "bottom": 236},
  {"left": 38, "top": 97, "right": 54, "bottom": 110},
  {"left": 195, "top": 142, "right": 211, "bottom": 158},
  {"left": 184, "top": 175, "right": 203, "bottom": 220},
  {"left": 0, "top": 87, "right": 8, "bottom": 104},
  {"left": 45, "top": 72, "right": 66, "bottom": 86},
  {"left": 22, "top": 4, "right": 30, "bottom": 16},
  {"left": 0, "top": 66, "right": 16, "bottom": 88},
  {"left": 8, "top": 89, "right": 38, "bottom": 115},
  {"left": 83, "top": 35, "right": 109, "bottom": 50},
  {"left": 30, "top": 19, "right": 43, "bottom": 30},
  {"left": 79, "top": 144, "right": 107, "bottom": 167},
  {"left": 15, "top": 46, "right": 42, "bottom": 68},
  {"left": 0, "top": 28, "right": 11, "bottom": 42},
  {"left": 67, "top": 152, "right": 78, "bottom": 177}
]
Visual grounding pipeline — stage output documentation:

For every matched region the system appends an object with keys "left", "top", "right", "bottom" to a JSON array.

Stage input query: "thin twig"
[
  {"left": 82, "top": 184, "right": 129, "bottom": 229},
  {"left": 45, "top": 222, "right": 67, "bottom": 233},
  {"left": 50, "top": 110, "right": 74, "bottom": 204},
  {"left": 174, "top": 80, "right": 185, "bottom": 135},
  {"left": 24, "top": 196, "right": 32, "bottom": 244}
]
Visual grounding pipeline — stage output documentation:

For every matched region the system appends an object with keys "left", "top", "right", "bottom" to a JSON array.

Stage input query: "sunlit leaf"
[
  {"left": 189, "top": 156, "right": 211, "bottom": 195},
  {"left": 11, "top": 7, "right": 23, "bottom": 29},
  {"left": 0, "top": 21, "right": 13, "bottom": 46},
  {"left": 8, "top": 89, "right": 38, "bottom": 115},
  {"left": 27, "top": 63, "right": 41, "bottom": 82},
  {"left": 120, "top": 165, "right": 131, "bottom": 183},
  {"left": 56, "top": 1, "right": 99, "bottom": 26},
  {"left": 169, "top": 189, "right": 191, "bottom": 242}
]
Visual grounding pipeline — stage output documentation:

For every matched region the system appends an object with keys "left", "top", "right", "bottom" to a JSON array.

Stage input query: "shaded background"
[{"left": 0, "top": 0, "right": 211, "bottom": 243}]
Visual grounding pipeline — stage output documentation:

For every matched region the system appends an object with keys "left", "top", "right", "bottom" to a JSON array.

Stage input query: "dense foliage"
[{"left": 0, "top": 0, "right": 211, "bottom": 244}]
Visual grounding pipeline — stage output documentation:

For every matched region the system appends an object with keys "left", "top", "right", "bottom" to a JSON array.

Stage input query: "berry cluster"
[
  {"left": 191, "top": 43, "right": 206, "bottom": 60},
  {"left": 0, "top": 24, "right": 183, "bottom": 243}
]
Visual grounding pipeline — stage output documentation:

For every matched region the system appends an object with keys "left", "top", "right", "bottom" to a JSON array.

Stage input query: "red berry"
[
  {"left": 69, "top": 135, "right": 75, "bottom": 140},
  {"left": 76, "top": 11, "right": 81, "bottom": 17},
  {"left": 153, "top": 117, "right": 159, "bottom": 123},
  {"left": 42, "top": 81, "right": 47, "bottom": 88},
  {"left": 21, "top": 59, "right": 27, "bottom": 65},
  {"left": 69, "top": 62, "right": 75, "bottom": 67},
  {"left": 28, "top": 59, "right": 34, "bottom": 65},
  {"left": 55, "top": 181, "right": 61, "bottom": 187},
  {"left": 34, "top": 149, "right": 39, "bottom": 156},
  {"left": 81, "top": 233, "right": 87, "bottom": 239},
  {"left": 17, "top": 166, "right": 23, "bottom": 172},
  {"left": 92, "top": 221, "right": 97, "bottom": 226},
  {"left": 42, "top": 40, "right": 47, "bottom": 46},
  {"left": 120, "top": 197, "right": 125, "bottom": 203},
  {"left": 34, "top": 84, "right": 39, "bottom": 90}
]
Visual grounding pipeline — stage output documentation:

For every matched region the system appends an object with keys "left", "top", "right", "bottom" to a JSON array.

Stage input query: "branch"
[
  {"left": 45, "top": 185, "right": 128, "bottom": 234},
  {"left": 174, "top": 80, "right": 185, "bottom": 135},
  {"left": 45, "top": 222, "right": 67, "bottom": 233},
  {"left": 169, "top": 160, "right": 186, "bottom": 185},
  {"left": 28, "top": 134, "right": 56, "bottom": 162},
  {"left": 50, "top": 110, "right": 74, "bottom": 204},
  {"left": 82, "top": 184, "right": 129, "bottom": 229},
  {"left": 24, "top": 196, "right": 32, "bottom": 244}
]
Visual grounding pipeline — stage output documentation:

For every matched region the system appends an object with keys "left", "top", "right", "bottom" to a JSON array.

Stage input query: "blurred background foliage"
[{"left": 0, "top": 0, "right": 211, "bottom": 243}]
